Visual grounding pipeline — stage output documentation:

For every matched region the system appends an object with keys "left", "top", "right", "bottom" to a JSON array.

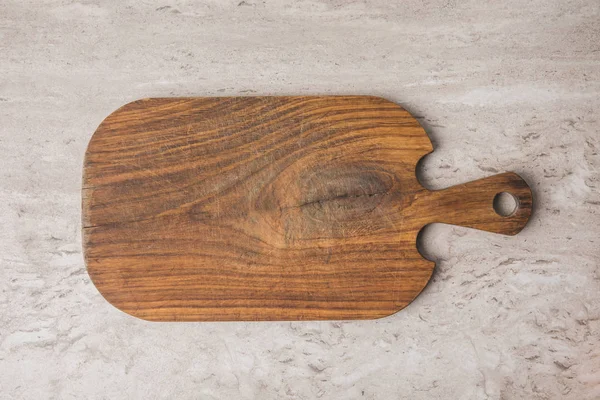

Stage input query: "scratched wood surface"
[{"left": 82, "top": 96, "right": 533, "bottom": 321}]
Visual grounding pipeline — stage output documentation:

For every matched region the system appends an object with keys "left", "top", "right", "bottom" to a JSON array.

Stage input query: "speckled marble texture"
[{"left": 1, "top": 1, "right": 599, "bottom": 399}]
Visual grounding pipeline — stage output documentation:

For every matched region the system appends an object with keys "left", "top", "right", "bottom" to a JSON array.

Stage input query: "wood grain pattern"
[{"left": 82, "top": 96, "right": 533, "bottom": 321}]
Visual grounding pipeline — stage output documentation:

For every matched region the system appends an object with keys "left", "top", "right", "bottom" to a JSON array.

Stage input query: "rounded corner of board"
[
  {"left": 85, "top": 271, "right": 157, "bottom": 322},
  {"left": 360, "top": 95, "right": 403, "bottom": 107}
]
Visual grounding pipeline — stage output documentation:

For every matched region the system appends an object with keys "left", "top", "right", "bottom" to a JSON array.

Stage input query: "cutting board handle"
[{"left": 417, "top": 172, "right": 533, "bottom": 235}]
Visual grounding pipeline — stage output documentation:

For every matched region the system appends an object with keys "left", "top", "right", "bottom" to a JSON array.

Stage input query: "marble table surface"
[{"left": 1, "top": 0, "right": 598, "bottom": 398}]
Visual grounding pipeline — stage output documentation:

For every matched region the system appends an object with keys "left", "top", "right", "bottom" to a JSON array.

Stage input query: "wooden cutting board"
[{"left": 83, "top": 96, "right": 532, "bottom": 321}]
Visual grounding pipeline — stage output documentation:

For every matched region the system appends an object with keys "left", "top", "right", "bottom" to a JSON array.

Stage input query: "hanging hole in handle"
[{"left": 493, "top": 192, "right": 519, "bottom": 217}]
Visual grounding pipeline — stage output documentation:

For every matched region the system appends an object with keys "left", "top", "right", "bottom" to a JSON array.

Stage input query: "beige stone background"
[{"left": 1, "top": 0, "right": 599, "bottom": 399}]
